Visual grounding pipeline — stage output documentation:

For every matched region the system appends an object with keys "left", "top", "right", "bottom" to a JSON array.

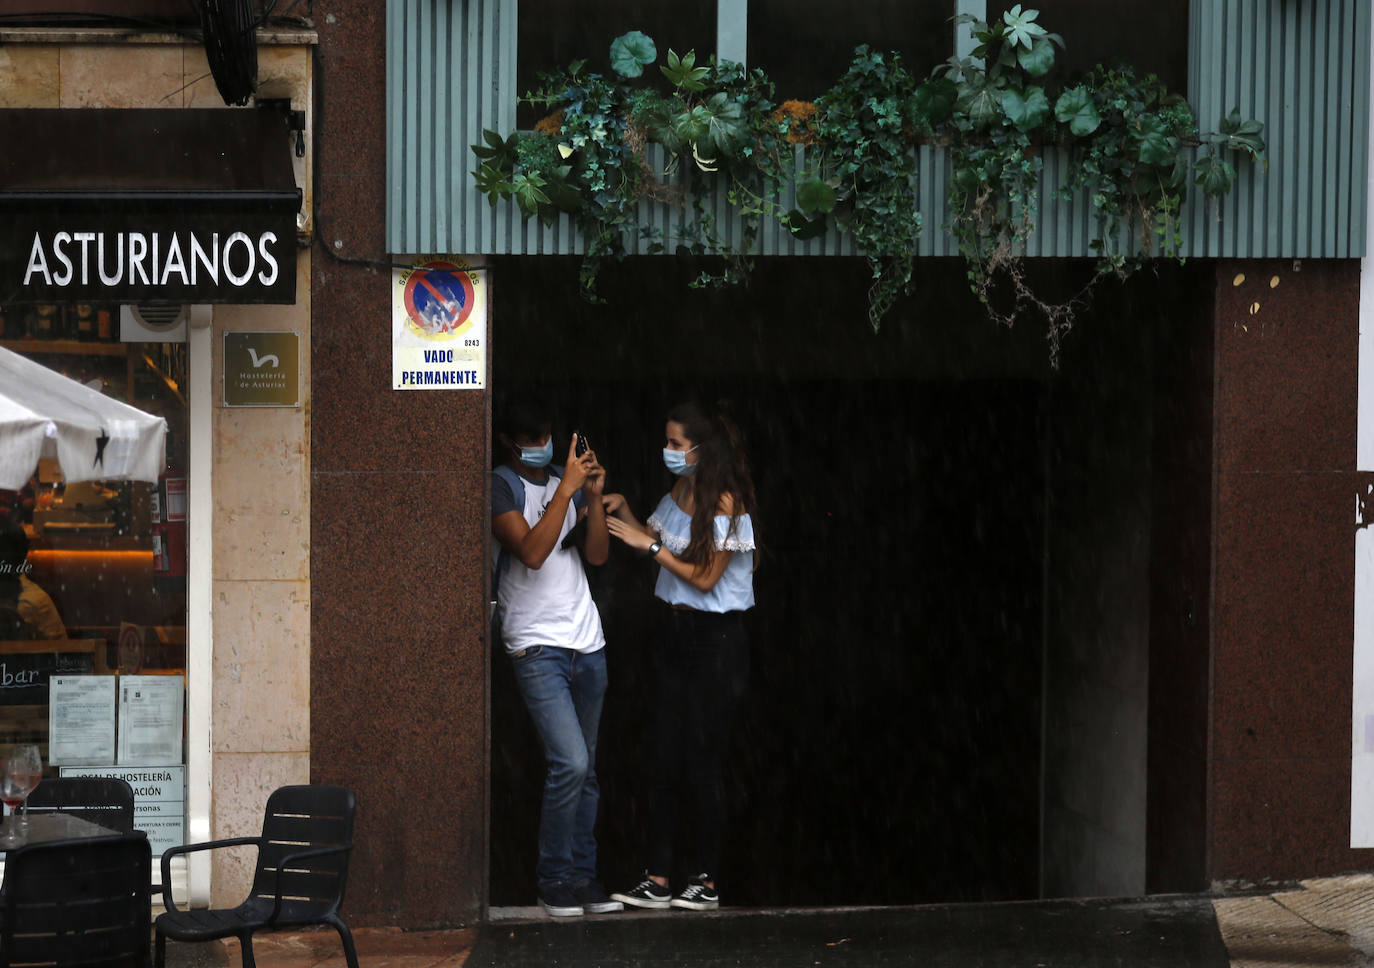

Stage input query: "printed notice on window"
[
  {"left": 48, "top": 676, "right": 116, "bottom": 766},
  {"left": 117, "top": 675, "right": 183, "bottom": 766}
]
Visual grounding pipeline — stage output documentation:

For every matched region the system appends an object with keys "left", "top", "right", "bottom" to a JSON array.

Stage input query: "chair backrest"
[
  {"left": 250, "top": 785, "right": 355, "bottom": 924},
  {"left": 26, "top": 777, "right": 136, "bottom": 833},
  {"left": 0, "top": 833, "right": 151, "bottom": 968}
]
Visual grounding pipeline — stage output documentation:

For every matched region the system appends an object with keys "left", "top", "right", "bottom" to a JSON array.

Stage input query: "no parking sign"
[{"left": 392, "top": 255, "right": 487, "bottom": 390}]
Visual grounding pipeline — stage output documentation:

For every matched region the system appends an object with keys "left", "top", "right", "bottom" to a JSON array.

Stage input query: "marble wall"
[
  {"left": 310, "top": 0, "right": 491, "bottom": 927},
  {"left": 1209, "top": 259, "right": 1370, "bottom": 884}
]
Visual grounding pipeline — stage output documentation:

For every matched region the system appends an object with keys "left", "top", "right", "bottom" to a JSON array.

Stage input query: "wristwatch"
[{"left": 648, "top": 541, "right": 663, "bottom": 557}]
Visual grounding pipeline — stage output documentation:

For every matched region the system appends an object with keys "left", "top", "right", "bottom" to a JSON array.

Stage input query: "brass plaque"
[{"left": 223, "top": 332, "right": 299, "bottom": 407}]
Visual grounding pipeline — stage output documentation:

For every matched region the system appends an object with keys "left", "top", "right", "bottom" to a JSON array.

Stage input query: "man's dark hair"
[{"left": 495, "top": 397, "right": 553, "bottom": 440}]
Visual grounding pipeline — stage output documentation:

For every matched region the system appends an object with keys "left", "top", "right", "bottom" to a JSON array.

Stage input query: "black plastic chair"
[
  {"left": 26, "top": 776, "right": 136, "bottom": 833},
  {"left": 0, "top": 832, "right": 152, "bottom": 968},
  {"left": 154, "top": 785, "right": 358, "bottom": 968}
]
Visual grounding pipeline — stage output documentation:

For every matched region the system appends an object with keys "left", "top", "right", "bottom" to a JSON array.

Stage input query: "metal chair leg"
[
  {"left": 238, "top": 931, "right": 258, "bottom": 968},
  {"left": 331, "top": 916, "right": 361, "bottom": 968}
]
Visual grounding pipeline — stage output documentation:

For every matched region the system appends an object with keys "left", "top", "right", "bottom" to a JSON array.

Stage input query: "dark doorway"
[{"left": 487, "top": 255, "right": 1212, "bottom": 906}]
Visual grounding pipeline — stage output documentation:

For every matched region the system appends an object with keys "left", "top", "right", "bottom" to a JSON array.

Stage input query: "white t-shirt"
[{"left": 492, "top": 467, "right": 605, "bottom": 656}]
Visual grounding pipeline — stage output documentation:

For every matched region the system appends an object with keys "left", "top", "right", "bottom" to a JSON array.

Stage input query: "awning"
[
  {"left": 0, "top": 345, "right": 166, "bottom": 490},
  {"left": 0, "top": 109, "right": 301, "bottom": 305}
]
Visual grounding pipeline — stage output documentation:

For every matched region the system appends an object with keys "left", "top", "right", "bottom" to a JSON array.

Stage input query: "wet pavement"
[
  {"left": 159, "top": 875, "right": 1374, "bottom": 968},
  {"left": 472, "top": 897, "right": 1230, "bottom": 967}
]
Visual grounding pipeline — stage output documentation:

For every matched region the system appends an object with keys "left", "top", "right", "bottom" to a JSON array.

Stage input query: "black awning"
[{"left": 0, "top": 109, "right": 302, "bottom": 305}]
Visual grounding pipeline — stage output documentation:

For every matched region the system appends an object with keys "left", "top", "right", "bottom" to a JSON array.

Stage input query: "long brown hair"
[{"left": 668, "top": 400, "right": 758, "bottom": 572}]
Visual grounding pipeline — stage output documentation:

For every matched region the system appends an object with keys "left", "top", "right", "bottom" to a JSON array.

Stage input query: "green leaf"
[
  {"left": 1194, "top": 149, "right": 1236, "bottom": 195},
  {"left": 1054, "top": 87, "right": 1101, "bottom": 136},
  {"left": 913, "top": 77, "right": 958, "bottom": 125},
  {"left": 962, "top": 86, "right": 1002, "bottom": 128},
  {"left": 472, "top": 162, "right": 512, "bottom": 204},
  {"left": 542, "top": 168, "right": 583, "bottom": 213},
  {"left": 1001, "top": 85, "right": 1050, "bottom": 131},
  {"left": 661, "top": 48, "right": 710, "bottom": 91},
  {"left": 1016, "top": 36, "right": 1056, "bottom": 76},
  {"left": 510, "top": 172, "right": 551, "bottom": 219},
  {"left": 1217, "top": 107, "right": 1266, "bottom": 160},
  {"left": 1135, "top": 116, "right": 1176, "bottom": 166},
  {"left": 698, "top": 92, "right": 751, "bottom": 160},
  {"left": 796, "top": 177, "right": 838, "bottom": 214},
  {"left": 1002, "top": 4, "right": 1048, "bottom": 49},
  {"left": 672, "top": 105, "right": 713, "bottom": 146},
  {"left": 471, "top": 128, "right": 518, "bottom": 167},
  {"left": 783, "top": 209, "right": 829, "bottom": 240},
  {"left": 610, "top": 30, "right": 657, "bottom": 78}
]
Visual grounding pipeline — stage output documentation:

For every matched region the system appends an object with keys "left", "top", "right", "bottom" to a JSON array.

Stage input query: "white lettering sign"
[{"left": 21, "top": 229, "right": 284, "bottom": 291}]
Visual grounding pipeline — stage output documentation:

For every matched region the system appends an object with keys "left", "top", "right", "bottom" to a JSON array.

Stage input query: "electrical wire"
[{"left": 198, "top": 0, "right": 258, "bottom": 106}]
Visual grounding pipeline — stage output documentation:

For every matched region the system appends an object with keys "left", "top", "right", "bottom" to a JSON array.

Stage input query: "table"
[{"left": 0, "top": 812, "right": 121, "bottom": 851}]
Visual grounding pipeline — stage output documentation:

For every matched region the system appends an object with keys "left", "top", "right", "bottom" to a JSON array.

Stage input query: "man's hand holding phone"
[{"left": 573, "top": 430, "right": 606, "bottom": 497}]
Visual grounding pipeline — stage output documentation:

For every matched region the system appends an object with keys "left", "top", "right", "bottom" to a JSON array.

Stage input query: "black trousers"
[{"left": 647, "top": 607, "right": 750, "bottom": 880}]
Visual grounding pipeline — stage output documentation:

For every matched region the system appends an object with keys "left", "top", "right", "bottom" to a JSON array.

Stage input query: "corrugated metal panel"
[
  {"left": 387, "top": 0, "right": 1370, "bottom": 260},
  {"left": 1187, "top": 0, "right": 1370, "bottom": 258}
]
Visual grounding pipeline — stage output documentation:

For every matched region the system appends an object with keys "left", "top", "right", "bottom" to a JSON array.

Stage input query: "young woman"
[{"left": 605, "top": 401, "right": 758, "bottom": 911}]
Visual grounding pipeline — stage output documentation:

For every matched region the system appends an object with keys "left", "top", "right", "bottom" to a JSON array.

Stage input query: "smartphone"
[{"left": 575, "top": 432, "right": 591, "bottom": 457}]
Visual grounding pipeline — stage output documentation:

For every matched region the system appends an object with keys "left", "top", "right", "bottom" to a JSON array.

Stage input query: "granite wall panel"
[
  {"left": 311, "top": 0, "right": 491, "bottom": 927},
  {"left": 1209, "top": 258, "right": 1368, "bottom": 884}
]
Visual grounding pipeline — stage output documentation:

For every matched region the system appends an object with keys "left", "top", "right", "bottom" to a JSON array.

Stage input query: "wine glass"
[
  {"left": 0, "top": 767, "right": 26, "bottom": 847},
  {"left": 4, "top": 745, "right": 41, "bottom": 832}
]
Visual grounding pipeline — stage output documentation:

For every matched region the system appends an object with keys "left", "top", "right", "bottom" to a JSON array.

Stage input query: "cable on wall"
[{"left": 198, "top": 0, "right": 259, "bottom": 106}]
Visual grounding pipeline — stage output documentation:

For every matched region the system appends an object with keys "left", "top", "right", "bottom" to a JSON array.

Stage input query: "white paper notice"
[
  {"left": 61, "top": 765, "right": 185, "bottom": 859},
  {"left": 48, "top": 676, "right": 116, "bottom": 766},
  {"left": 116, "top": 676, "right": 183, "bottom": 766}
]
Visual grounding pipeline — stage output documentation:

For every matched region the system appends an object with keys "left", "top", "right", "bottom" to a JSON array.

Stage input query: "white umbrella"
[{"left": 0, "top": 345, "right": 167, "bottom": 490}]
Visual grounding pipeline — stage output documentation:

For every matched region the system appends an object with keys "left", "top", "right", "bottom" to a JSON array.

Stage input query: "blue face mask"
[
  {"left": 662, "top": 445, "right": 698, "bottom": 477},
  {"left": 519, "top": 438, "right": 554, "bottom": 468}
]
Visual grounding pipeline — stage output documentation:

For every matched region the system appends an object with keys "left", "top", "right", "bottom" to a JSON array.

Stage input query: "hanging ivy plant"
[{"left": 472, "top": 15, "right": 1265, "bottom": 358}]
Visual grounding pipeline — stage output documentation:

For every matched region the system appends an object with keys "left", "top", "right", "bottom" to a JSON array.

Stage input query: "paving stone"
[
  {"left": 1274, "top": 876, "right": 1374, "bottom": 961},
  {"left": 1212, "top": 895, "right": 1364, "bottom": 968},
  {"left": 163, "top": 926, "right": 477, "bottom": 968}
]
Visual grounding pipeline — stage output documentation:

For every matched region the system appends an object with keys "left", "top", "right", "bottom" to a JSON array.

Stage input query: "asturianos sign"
[
  {"left": 3, "top": 216, "right": 295, "bottom": 304},
  {"left": 0, "top": 107, "right": 303, "bottom": 305}
]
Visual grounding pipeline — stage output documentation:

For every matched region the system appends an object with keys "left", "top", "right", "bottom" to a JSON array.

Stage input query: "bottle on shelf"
[
  {"left": 73, "top": 304, "right": 96, "bottom": 342},
  {"left": 96, "top": 307, "right": 113, "bottom": 342},
  {"left": 28, "top": 306, "right": 57, "bottom": 339}
]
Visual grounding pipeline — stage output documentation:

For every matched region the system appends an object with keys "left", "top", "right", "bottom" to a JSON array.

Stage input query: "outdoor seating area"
[{"left": 0, "top": 782, "right": 358, "bottom": 968}]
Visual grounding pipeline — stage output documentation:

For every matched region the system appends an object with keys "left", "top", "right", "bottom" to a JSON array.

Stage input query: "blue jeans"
[{"left": 510, "top": 644, "right": 607, "bottom": 890}]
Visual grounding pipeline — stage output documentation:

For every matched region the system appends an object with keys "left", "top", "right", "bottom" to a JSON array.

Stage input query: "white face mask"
[{"left": 662, "top": 445, "right": 698, "bottom": 476}]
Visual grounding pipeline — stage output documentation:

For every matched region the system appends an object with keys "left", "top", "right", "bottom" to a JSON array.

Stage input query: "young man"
[{"left": 491, "top": 401, "right": 622, "bottom": 917}]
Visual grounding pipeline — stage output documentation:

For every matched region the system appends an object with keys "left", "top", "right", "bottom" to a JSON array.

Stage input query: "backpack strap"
[{"left": 490, "top": 465, "right": 525, "bottom": 602}]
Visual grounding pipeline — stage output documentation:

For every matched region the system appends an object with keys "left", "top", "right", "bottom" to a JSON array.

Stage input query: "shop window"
[
  {"left": 0, "top": 302, "right": 187, "bottom": 856},
  {"left": 987, "top": 0, "right": 1189, "bottom": 92},
  {"left": 748, "top": 0, "right": 953, "bottom": 102},
  {"left": 516, "top": 0, "right": 716, "bottom": 130}
]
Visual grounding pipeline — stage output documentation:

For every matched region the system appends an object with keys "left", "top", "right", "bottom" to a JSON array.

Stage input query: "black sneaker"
[
  {"left": 538, "top": 882, "right": 584, "bottom": 917},
  {"left": 670, "top": 874, "right": 719, "bottom": 911},
  {"left": 611, "top": 873, "right": 671, "bottom": 909},
  {"left": 574, "top": 879, "right": 624, "bottom": 914}
]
